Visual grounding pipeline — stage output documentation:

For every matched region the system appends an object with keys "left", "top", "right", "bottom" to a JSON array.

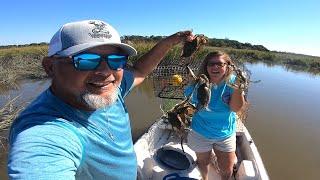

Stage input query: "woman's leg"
[
  {"left": 195, "top": 151, "right": 212, "bottom": 180},
  {"left": 215, "top": 150, "right": 236, "bottom": 180}
]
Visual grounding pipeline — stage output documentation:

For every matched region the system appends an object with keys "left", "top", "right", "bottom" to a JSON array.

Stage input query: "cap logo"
[{"left": 88, "top": 21, "right": 112, "bottom": 39}]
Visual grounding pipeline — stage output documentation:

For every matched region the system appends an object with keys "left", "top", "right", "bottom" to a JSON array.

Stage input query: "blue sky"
[{"left": 1, "top": 0, "right": 319, "bottom": 56}]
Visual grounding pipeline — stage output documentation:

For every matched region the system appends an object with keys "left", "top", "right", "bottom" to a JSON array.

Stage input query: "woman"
[{"left": 185, "top": 51, "right": 246, "bottom": 180}]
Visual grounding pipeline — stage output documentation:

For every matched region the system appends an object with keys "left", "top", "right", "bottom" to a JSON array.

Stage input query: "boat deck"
[{"left": 134, "top": 119, "right": 268, "bottom": 180}]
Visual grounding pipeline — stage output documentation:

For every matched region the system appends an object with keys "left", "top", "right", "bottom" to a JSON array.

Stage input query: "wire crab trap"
[
  {"left": 151, "top": 65, "right": 199, "bottom": 100},
  {"left": 151, "top": 53, "right": 256, "bottom": 115}
]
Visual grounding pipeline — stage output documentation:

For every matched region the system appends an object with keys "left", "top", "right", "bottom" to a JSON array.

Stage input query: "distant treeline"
[
  {"left": 122, "top": 35, "right": 269, "bottom": 52},
  {"left": 0, "top": 42, "right": 48, "bottom": 49},
  {"left": 1, "top": 35, "right": 270, "bottom": 53}
]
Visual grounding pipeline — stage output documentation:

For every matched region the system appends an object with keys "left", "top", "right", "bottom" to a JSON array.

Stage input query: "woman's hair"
[{"left": 197, "top": 50, "right": 234, "bottom": 82}]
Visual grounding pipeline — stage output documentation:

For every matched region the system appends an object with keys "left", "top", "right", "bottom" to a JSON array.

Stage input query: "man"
[{"left": 7, "top": 19, "right": 193, "bottom": 179}]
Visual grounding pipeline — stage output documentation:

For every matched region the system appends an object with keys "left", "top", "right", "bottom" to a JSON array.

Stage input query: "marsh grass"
[
  {"left": 0, "top": 95, "right": 25, "bottom": 150},
  {"left": 127, "top": 41, "right": 320, "bottom": 74},
  {"left": 0, "top": 96, "right": 24, "bottom": 130},
  {"left": 0, "top": 45, "right": 48, "bottom": 89},
  {"left": 0, "top": 42, "right": 319, "bottom": 89}
]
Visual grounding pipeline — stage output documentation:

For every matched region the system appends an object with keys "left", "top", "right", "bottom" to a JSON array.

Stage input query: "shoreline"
[{"left": 0, "top": 42, "right": 319, "bottom": 90}]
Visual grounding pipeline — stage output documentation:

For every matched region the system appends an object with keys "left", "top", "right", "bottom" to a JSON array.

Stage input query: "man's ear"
[{"left": 42, "top": 57, "right": 54, "bottom": 77}]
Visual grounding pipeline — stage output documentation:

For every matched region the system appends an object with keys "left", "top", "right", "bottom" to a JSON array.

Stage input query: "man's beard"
[{"left": 78, "top": 90, "right": 118, "bottom": 110}]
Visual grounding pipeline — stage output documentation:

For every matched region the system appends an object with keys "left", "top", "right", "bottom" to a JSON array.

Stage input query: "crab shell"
[
  {"left": 166, "top": 100, "right": 196, "bottom": 130},
  {"left": 181, "top": 34, "right": 208, "bottom": 58},
  {"left": 196, "top": 74, "right": 211, "bottom": 110}
]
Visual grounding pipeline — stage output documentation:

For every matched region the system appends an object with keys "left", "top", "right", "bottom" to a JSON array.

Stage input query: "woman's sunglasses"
[
  {"left": 207, "top": 62, "right": 227, "bottom": 68},
  {"left": 71, "top": 53, "right": 128, "bottom": 71}
]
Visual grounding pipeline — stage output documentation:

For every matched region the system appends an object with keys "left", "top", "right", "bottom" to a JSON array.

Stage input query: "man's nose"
[{"left": 95, "top": 60, "right": 112, "bottom": 73}]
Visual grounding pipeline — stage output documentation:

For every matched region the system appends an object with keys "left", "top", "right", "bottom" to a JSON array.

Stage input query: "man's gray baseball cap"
[{"left": 48, "top": 20, "right": 137, "bottom": 57}]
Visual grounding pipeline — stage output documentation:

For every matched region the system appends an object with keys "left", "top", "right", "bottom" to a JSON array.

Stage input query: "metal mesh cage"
[
  {"left": 151, "top": 65, "right": 199, "bottom": 99},
  {"left": 151, "top": 57, "right": 255, "bottom": 124},
  {"left": 151, "top": 54, "right": 254, "bottom": 100}
]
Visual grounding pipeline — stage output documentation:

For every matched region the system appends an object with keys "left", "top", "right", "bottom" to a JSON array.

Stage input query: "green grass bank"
[{"left": 1, "top": 41, "right": 319, "bottom": 89}]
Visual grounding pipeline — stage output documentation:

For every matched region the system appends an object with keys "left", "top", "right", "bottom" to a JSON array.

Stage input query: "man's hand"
[{"left": 167, "top": 30, "right": 194, "bottom": 46}]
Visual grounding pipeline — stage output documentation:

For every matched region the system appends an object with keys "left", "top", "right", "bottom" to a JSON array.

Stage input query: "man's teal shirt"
[{"left": 8, "top": 70, "right": 137, "bottom": 180}]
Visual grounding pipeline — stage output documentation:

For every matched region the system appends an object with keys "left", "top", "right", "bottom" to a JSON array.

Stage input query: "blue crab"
[
  {"left": 180, "top": 34, "right": 208, "bottom": 65},
  {"left": 186, "top": 66, "right": 212, "bottom": 110},
  {"left": 226, "top": 64, "right": 250, "bottom": 91}
]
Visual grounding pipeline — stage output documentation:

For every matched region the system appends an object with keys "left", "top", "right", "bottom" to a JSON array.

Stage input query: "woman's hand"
[{"left": 229, "top": 88, "right": 246, "bottom": 112}]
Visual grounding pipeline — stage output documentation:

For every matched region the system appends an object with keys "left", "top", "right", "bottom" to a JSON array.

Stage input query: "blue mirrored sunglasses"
[{"left": 72, "top": 53, "right": 128, "bottom": 71}]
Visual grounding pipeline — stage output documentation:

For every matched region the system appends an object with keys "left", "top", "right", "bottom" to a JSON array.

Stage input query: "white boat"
[{"left": 134, "top": 118, "right": 269, "bottom": 180}]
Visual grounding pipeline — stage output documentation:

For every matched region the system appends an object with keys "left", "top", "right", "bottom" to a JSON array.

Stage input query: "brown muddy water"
[{"left": 1, "top": 63, "right": 320, "bottom": 180}]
